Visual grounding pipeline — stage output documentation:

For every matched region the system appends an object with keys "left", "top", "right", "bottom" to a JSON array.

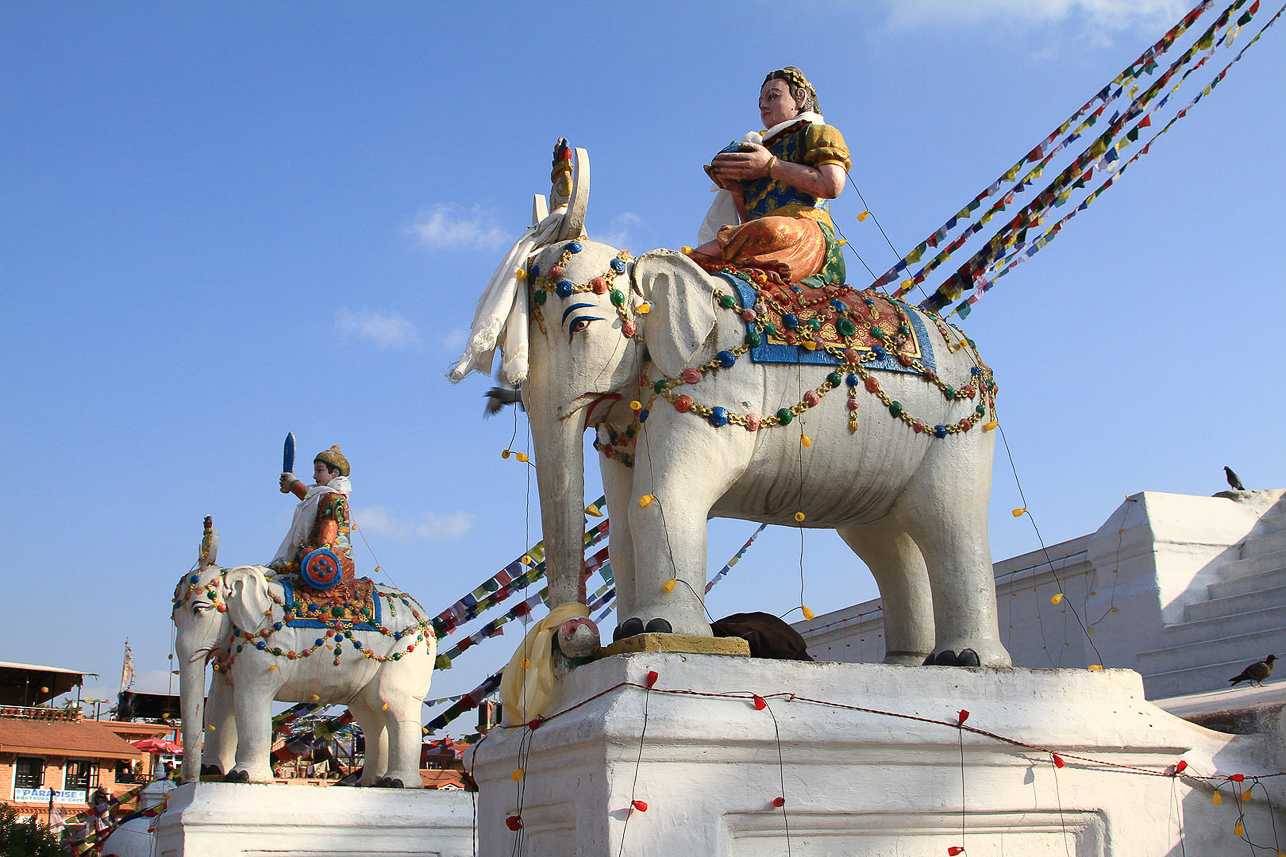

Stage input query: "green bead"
[
  {"left": 889, "top": 401, "right": 903, "bottom": 417},
  {"left": 827, "top": 371, "right": 843, "bottom": 386},
  {"left": 869, "top": 327, "right": 885, "bottom": 339},
  {"left": 899, "top": 325, "right": 910, "bottom": 335},
  {"left": 809, "top": 318, "right": 822, "bottom": 331},
  {"left": 776, "top": 408, "right": 793, "bottom": 425},
  {"left": 610, "top": 290, "right": 625, "bottom": 306},
  {"left": 718, "top": 294, "right": 737, "bottom": 309},
  {"left": 534, "top": 290, "right": 547, "bottom": 305},
  {"left": 331, "top": 606, "right": 344, "bottom": 618},
  {"left": 943, "top": 385, "right": 956, "bottom": 399},
  {"left": 975, "top": 405, "right": 986, "bottom": 417},
  {"left": 746, "top": 331, "right": 762, "bottom": 348},
  {"left": 837, "top": 319, "right": 857, "bottom": 337},
  {"left": 654, "top": 380, "right": 667, "bottom": 394},
  {"left": 763, "top": 323, "right": 778, "bottom": 335}
]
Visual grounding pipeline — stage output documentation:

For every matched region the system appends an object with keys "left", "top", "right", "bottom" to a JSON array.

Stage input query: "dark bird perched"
[
  {"left": 484, "top": 386, "right": 523, "bottom": 418},
  {"left": 1229, "top": 654, "right": 1276, "bottom": 687},
  {"left": 1225, "top": 466, "right": 1246, "bottom": 491}
]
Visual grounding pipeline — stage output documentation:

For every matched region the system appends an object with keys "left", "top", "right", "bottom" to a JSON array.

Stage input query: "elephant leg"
[
  {"left": 228, "top": 665, "right": 277, "bottom": 782},
  {"left": 347, "top": 698, "right": 386, "bottom": 786},
  {"left": 622, "top": 433, "right": 734, "bottom": 638},
  {"left": 602, "top": 455, "right": 638, "bottom": 625},
  {"left": 897, "top": 451, "right": 1011, "bottom": 668},
  {"left": 201, "top": 671, "right": 238, "bottom": 774},
  {"left": 362, "top": 683, "right": 422, "bottom": 789},
  {"left": 837, "top": 520, "right": 934, "bottom": 665}
]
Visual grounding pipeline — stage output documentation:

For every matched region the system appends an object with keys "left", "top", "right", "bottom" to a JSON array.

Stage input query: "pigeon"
[
  {"left": 484, "top": 386, "right": 523, "bottom": 418},
  {"left": 1225, "top": 466, "right": 1245, "bottom": 491},
  {"left": 1228, "top": 654, "right": 1276, "bottom": 687}
]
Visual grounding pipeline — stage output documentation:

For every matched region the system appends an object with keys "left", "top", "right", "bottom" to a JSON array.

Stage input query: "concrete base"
[
  {"left": 154, "top": 782, "right": 476, "bottom": 857},
  {"left": 469, "top": 653, "right": 1286, "bottom": 856}
]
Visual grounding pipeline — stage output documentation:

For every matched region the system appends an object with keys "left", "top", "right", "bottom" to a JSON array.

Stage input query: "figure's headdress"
[
  {"left": 764, "top": 67, "right": 820, "bottom": 115},
  {"left": 315, "top": 445, "right": 350, "bottom": 477}
]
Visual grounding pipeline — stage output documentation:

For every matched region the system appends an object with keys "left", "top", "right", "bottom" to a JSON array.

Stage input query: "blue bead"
[
  {"left": 567, "top": 241, "right": 583, "bottom": 253},
  {"left": 256, "top": 641, "right": 266, "bottom": 650},
  {"left": 717, "top": 350, "right": 736, "bottom": 368},
  {"left": 273, "top": 622, "right": 282, "bottom": 630},
  {"left": 556, "top": 280, "right": 574, "bottom": 298},
  {"left": 610, "top": 258, "right": 626, "bottom": 273},
  {"left": 934, "top": 425, "right": 948, "bottom": 438},
  {"left": 639, "top": 409, "right": 649, "bottom": 423},
  {"left": 190, "top": 575, "right": 199, "bottom": 583},
  {"left": 783, "top": 313, "right": 799, "bottom": 329},
  {"left": 864, "top": 298, "right": 875, "bottom": 306},
  {"left": 971, "top": 366, "right": 981, "bottom": 376},
  {"left": 315, "top": 638, "right": 324, "bottom": 646},
  {"left": 790, "top": 285, "right": 801, "bottom": 292},
  {"left": 846, "top": 374, "right": 858, "bottom": 387},
  {"left": 873, "top": 346, "right": 888, "bottom": 360},
  {"left": 831, "top": 300, "right": 847, "bottom": 312},
  {"left": 710, "top": 407, "right": 729, "bottom": 427},
  {"left": 353, "top": 640, "right": 362, "bottom": 648},
  {"left": 530, "top": 265, "right": 540, "bottom": 277}
]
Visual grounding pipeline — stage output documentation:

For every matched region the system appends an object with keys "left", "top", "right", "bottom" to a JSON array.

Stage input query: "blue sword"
[{"left": 280, "top": 432, "right": 296, "bottom": 493}]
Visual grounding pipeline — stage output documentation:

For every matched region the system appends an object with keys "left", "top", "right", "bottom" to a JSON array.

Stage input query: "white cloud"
[
  {"left": 883, "top": 0, "right": 1186, "bottom": 36},
  {"left": 355, "top": 506, "right": 476, "bottom": 542},
  {"left": 409, "top": 203, "right": 509, "bottom": 251},
  {"left": 596, "top": 211, "right": 643, "bottom": 249},
  {"left": 335, "top": 308, "right": 419, "bottom": 349}
]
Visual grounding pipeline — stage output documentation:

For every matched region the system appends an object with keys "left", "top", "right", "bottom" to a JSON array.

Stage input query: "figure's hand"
[
  {"left": 711, "top": 143, "right": 773, "bottom": 182},
  {"left": 703, "top": 163, "right": 744, "bottom": 195},
  {"left": 280, "top": 473, "right": 296, "bottom": 492}
]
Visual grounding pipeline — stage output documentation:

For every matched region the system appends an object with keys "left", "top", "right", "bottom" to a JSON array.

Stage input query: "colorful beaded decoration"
[
  {"left": 174, "top": 569, "right": 435, "bottom": 671},
  {"left": 526, "top": 244, "right": 997, "bottom": 470}
]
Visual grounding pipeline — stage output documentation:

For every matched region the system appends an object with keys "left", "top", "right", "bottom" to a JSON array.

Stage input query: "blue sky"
[{"left": 4, "top": 1, "right": 1283, "bottom": 731}]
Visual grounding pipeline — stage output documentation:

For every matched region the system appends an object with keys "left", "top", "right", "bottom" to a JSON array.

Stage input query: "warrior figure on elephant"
[
  {"left": 271, "top": 444, "right": 355, "bottom": 582},
  {"left": 689, "top": 66, "right": 850, "bottom": 287}
]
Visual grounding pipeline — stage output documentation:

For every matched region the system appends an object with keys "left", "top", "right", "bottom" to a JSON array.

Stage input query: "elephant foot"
[
  {"left": 923, "top": 649, "right": 982, "bottom": 667},
  {"left": 374, "top": 776, "right": 406, "bottom": 789},
  {"left": 199, "top": 764, "right": 224, "bottom": 776},
  {"left": 223, "top": 769, "right": 251, "bottom": 783},
  {"left": 613, "top": 617, "right": 645, "bottom": 641},
  {"left": 644, "top": 618, "right": 672, "bottom": 634}
]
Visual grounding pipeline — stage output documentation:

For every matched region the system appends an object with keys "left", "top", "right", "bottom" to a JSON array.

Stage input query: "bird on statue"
[
  {"left": 483, "top": 385, "right": 523, "bottom": 418},
  {"left": 1225, "top": 466, "right": 1246, "bottom": 491},
  {"left": 1228, "top": 654, "right": 1276, "bottom": 687}
]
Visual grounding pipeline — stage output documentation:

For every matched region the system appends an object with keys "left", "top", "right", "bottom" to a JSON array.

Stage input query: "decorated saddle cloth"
[
  {"left": 278, "top": 576, "right": 382, "bottom": 632},
  {"left": 720, "top": 272, "right": 937, "bottom": 375}
]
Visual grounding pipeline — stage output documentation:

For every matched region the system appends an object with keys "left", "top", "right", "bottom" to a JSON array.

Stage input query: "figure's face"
[
  {"left": 759, "top": 79, "right": 800, "bottom": 128},
  {"left": 314, "top": 460, "right": 334, "bottom": 486}
]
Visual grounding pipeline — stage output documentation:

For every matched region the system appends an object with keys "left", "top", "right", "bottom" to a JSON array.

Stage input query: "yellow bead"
[
  {"left": 207, "top": 725, "right": 216, "bottom": 731},
  {"left": 382, "top": 703, "right": 388, "bottom": 711},
  {"left": 1051, "top": 593, "right": 1064, "bottom": 604},
  {"left": 312, "top": 694, "right": 320, "bottom": 701},
  {"left": 630, "top": 401, "right": 642, "bottom": 411},
  {"left": 521, "top": 658, "right": 530, "bottom": 669},
  {"left": 516, "top": 268, "right": 527, "bottom": 279},
  {"left": 836, "top": 239, "right": 847, "bottom": 246},
  {"left": 501, "top": 450, "right": 511, "bottom": 459},
  {"left": 803, "top": 341, "right": 818, "bottom": 351},
  {"left": 662, "top": 579, "right": 677, "bottom": 593},
  {"left": 1012, "top": 508, "right": 1026, "bottom": 517},
  {"left": 637, "top": 303, "right": 651, "bottom": 314},
  {"left": 639, "top": 494, "right": 654, "bottom": 507},
  {"left": 522, "top": 555, "right": 532, "bottom": 564},
  {"left": 857, "top": 210, "right": 870, "bottom": 222},
  {"left": 794, "top": 511, "right": 806, "bottom": 522},
  {"left": 1212, "top": 791, "right": 1222, "bottom": 805},
  {"left": 900, "top": 280, "right": 913, "bottom": 291},
  {"left": 681, "top": 246, "right": 694, "bottom": 254},
  {"left": 511, "top": 768, "right": 524, "bottom": 782},
  {"left": 1234, "top": 821, "right": 1244, "bottom": 837},
  {"left": 801, "top": 435, "right": 811, "bottom": 447},
  {"left": 374, "top": 566, "right": 381, "bottom": 574},
  {"left": 515, "top": 452, "right": 529, "bottom": 462},
  {"left": 269, "top": 664, "right": 277, "bottom": 671},
  {"left": 802, "top": 606, "right": 815, "bottom": 620},
  {"left": 983, "top": 421, "right": 999, "bottom": 432},
  {"left": 1088, "top": 664, "right": 1103, "bottom": 670}
]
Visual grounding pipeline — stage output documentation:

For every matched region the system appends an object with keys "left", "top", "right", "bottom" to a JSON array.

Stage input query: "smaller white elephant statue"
[{"left": 172, "top": 565, "right": 436, "bottom": 787}]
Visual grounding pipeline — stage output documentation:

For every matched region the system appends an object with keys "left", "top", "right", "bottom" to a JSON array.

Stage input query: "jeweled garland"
[{"left": 528, "top": 243, "right": 998, "bottom": 470}]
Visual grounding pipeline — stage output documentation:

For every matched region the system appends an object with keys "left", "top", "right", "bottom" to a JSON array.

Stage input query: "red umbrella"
[{"left": 133, "top": 737, "right": 183, "bottom": 754}]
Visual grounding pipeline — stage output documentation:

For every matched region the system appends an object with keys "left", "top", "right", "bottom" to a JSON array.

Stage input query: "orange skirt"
[{"left": 716, "top": 215, "right": 827, "bottom": 283}]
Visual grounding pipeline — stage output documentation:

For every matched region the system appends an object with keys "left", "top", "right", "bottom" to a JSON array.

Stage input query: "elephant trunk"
[
  {"left": 532, "top": 405, "right": 587, "bottom": 608},
  {"left": 179, "top": 652, "right": 206, "bottom": 783}
]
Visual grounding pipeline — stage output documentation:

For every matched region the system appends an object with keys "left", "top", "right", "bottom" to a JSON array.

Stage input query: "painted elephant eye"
[{"left": 568, "top": 315, "right": 602, "bottom": 341}]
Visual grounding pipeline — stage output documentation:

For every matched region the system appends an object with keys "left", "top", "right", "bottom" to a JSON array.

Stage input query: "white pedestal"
[
  {"left": 154, "top": 782, "right": 476, "bottom": 857},
  {"left": 468, "top": 653, "right": 1286, "bottom": 856}
]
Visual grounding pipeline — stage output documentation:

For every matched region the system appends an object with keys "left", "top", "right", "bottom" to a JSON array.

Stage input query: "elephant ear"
[
  {"left": 633, "top": 249, "right": 720, "bottom": 379},
  {"left": 221, "top": 566, "right": 274, "bottom": 635}
]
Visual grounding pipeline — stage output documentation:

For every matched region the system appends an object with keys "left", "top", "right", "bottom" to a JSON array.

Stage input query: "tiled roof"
[{"left": 0, "top": 717, "right": 145, "bottom": 760}]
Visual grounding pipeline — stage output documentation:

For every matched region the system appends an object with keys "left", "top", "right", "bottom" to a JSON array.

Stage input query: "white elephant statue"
[
  {"left": 453, "top": 147, "right": 1010, "bottom": 668},
  {"left": 172, "top": 565, "right": 436, "bottom": 786}
]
